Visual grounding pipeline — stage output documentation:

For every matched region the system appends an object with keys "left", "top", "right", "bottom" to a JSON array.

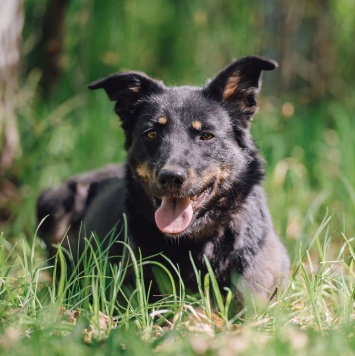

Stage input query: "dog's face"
[{"left": 88, "top": 56, "right": 277, "bottom": 238}]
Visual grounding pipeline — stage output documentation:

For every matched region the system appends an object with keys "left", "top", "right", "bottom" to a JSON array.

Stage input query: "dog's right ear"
[{"left": 88, "top": 72, "right": 164, "bottom": 120}]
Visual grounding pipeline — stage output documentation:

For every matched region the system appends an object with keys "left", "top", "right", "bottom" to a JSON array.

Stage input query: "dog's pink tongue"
[{"left": 155, "top": 197, "right": 193, "bottom": 234}]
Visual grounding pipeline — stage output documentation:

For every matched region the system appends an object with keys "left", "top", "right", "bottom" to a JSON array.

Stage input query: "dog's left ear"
[{"left": 203, "top": 56, "right": 277, "bottom": 120}]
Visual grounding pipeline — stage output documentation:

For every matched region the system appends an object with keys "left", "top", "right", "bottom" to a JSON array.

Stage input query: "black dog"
[{"left": 37, "top": 56, "right": 289, "bottom": 300}]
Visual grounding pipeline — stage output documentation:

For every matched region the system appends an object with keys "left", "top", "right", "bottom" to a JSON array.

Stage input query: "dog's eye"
[
  {"left": 146, "top": 130, "right": 158, "bottom": 139},
  {"left": 199, "top": 132, "right": 214, "bottom": 141}
]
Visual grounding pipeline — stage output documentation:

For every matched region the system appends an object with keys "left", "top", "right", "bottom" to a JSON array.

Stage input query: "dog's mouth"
[{"left": 154, "top": 185, "right": 213, "bottom": 235}]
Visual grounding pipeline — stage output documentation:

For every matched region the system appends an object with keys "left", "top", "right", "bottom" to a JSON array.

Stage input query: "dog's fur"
[{"left": 37, "top": 56, "right": 289, "bottom": 300}]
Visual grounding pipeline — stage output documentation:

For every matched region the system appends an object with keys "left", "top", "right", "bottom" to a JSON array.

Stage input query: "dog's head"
[{"left": 88, "top": 56, "right": 277, "bottom": 238}]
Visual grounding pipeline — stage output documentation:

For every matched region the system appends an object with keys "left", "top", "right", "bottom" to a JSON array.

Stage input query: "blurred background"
[{"left": 0, "top": 0, "right": 354, "bottom": 258}]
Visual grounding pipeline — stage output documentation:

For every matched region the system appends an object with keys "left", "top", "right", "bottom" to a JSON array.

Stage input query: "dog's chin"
[{"left": 152, "top": 184, "right": 215, "bottom": 238}]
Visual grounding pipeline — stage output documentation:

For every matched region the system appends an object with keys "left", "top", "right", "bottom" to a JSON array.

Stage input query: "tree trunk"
[
  {"left": 0, "top": 0, "right": 23, "bottom": 173},
  {"left": 39, "top": 0, "right": 69, "bottom": 95}
]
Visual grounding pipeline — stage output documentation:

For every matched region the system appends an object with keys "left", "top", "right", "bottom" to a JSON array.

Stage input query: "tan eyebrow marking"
[
  {"left": 135, "top": 164, "right": 150, "bottom": 179},
  {"left": 192, "top": 120, "right": 202, "bottom": 131},
  {"left": 158, "top": 116, "right": 168, "bottom": 125}
]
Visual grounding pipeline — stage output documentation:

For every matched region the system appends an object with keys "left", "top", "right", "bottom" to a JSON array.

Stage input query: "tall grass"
[{"left": 0, "top": 210, "right": 354, "bottom": 354}]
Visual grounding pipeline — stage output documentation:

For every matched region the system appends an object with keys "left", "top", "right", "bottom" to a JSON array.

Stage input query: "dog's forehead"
[
  {"left": 145, "top": 86, "right": 227, "bottom": 123},
  {"left": 150, "top": 86, "right": 202, "bottom": 108}
]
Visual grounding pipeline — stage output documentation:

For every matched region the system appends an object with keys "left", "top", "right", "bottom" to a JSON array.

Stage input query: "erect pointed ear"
[
  {"left": 87, "top": 72, "right": 164, "bottom": 120},
  {"left": 203, "top": 56, "right": 277, "bottom": 120}
]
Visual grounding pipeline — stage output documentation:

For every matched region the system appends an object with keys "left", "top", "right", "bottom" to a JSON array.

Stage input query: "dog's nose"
[{"left": 157, "top": 169, "right": 187, "bottom": 189}]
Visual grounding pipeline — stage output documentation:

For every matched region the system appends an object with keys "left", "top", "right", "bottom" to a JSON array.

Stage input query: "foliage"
[{"left": 0, "top": 215, "right": 354, "bottom": 355}]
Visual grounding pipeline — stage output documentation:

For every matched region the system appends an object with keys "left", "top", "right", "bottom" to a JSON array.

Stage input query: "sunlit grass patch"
[{"left": 0, "top": 213, "right": 354, "bottom": 354}]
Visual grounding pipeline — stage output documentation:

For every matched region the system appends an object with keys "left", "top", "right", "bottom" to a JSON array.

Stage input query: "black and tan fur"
[{"left": 37, "top": 56, "right": 290, "bottom": 300}]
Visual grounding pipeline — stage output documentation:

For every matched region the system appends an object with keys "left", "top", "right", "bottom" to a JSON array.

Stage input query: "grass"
[{"left": 0, "top": 212, "right": 354, "bottom": 355}]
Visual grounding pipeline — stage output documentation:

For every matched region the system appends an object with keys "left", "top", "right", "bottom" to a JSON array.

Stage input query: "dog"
[{"left": 37, "top": 56, "right": 290, "bottom": 301}]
